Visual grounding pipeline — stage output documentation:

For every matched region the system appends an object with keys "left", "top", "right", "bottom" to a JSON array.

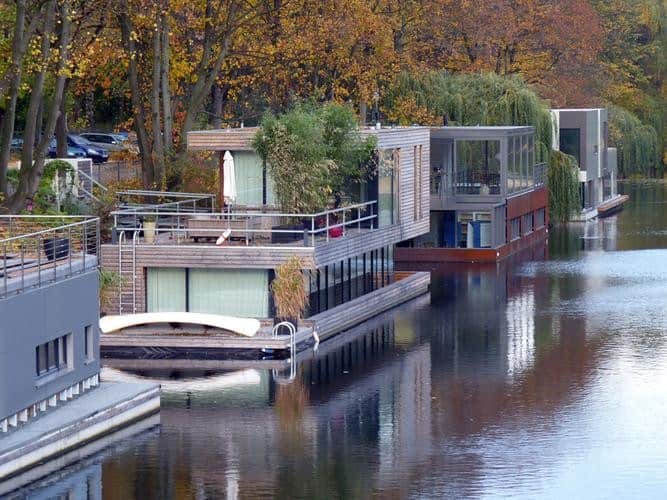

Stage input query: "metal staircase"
[{"left": 118, "top": 230, "right": 138, "bottom": 314}]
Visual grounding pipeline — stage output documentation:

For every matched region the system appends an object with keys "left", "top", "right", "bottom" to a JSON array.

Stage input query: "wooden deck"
[
  {"left": 101, "top": 323, "right": 316, "bottom": 351},
  {"left": 100, "top": 271, "right": 430, "bottom": 356}
]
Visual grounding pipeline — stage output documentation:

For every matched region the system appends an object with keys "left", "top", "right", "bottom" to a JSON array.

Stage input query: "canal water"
[{"left": 12, "top": 182, "right": 667, "bottom": 499}]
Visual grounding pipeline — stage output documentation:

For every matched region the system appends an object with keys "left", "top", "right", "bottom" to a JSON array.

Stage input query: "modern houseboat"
[
  {"left": 0, "top": 215, "right": 159, "bottom": 482},
  {"left": 550, "top": 108, "right": 626, "bottom": 219},
  {"left": 395, "top": 126, "right": 549, "bottom": 263},
  {"left": 99, "top": 126, "right": 432, "bottom": 354}
]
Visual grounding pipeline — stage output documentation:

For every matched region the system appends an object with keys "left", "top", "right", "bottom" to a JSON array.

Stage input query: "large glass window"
[
  {"left": 147, "top": 268, "right": 186, "bottom": 312},
  {"left": 189, "top": 269, "right": 269, "bottom": 317},
  {"left": 455, "top": 140, "right": 501, "bottom": 195},
  {"left": 559, "top": 128, "right": 581, "bottom": 167},
  {"left": 378, "top": 148, "right": 399, "bottom": 226}
]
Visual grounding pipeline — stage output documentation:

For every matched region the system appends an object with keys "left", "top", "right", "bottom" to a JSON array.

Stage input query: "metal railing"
[
  {"left": 115, "top": 190, "right": 216, "bottom": 215},
  {"left": 110, "top": 200, "right": 378, "bottom": 248},
  {"left": 454, "top": 170, "right": 501, "bottom": 195},
  {"left": 0, "top": 216, "right": 100, "bottom": 299}
]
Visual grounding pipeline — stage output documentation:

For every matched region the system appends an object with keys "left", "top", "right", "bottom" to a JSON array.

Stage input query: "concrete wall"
[
  {"left": 552, "top": 109, "right": 609, "bottom": 208},
  {"left": 0, "top": 271, "right": 100, "bottom": 420}
]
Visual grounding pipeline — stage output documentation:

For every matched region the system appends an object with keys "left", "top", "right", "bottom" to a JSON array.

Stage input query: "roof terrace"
[
  {"left": 110, "top": 190, "right": 379, "bottom": 248},
  {"left": 0, "top": 215, "right": 99, "bottom": 299}
]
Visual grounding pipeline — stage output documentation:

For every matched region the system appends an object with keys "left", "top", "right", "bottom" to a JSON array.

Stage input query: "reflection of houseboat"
[
  {"left": 396, "top": 126, "right": 549, "bottom": 263},
  {"left": 99, "top": 126, "right": 432, "bottom": 353},
  {"left": 550, "top": 108, "right": 627, "bottom": 219}
]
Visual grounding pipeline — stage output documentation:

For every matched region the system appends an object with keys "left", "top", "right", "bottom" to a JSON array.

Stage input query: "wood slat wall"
[
  {"left": 366, "top": 127, "right": 431, "bottom": 241},
  {"left": 314, "top": 226, "right": 401, "bottom": 267},
  {"left": 100, "top": 243, "right": 315, "bottom": 314},
  {"left": 187, "top": 128, "right": 258, "bottom": 151}
]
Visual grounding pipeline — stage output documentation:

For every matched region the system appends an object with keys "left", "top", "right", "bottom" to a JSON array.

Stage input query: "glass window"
[
  {"left": 189, "top": 269, "right": 269, "bottom": 318},
  {"left": 147, "top": 268, "right": 186, "bottom": 312},
  {"left": 378, "top": 148, "right": 399, "bottom": 226},
  {"left": 527, "top": 135, "right": 535, "bottom": 187},
  {"left": 455, "top": 140, "right": 501, "bottom": 195},
  {"left": 84, "top": 325, "right": 95, "bottom": 361},
  {"left": 523, "top": 213, "right": 534, "bottom": 234},
  {"left": 559, "top": 129, "right": 581, "bottom": 167},
  {"left": 510, "top": 217, "right": 521, "bottom": 240},
  {"left": 507, "top": 137, "right": 515, "bottom": 193},
  {"left": 536, "top": 208, "right": 546, "bottom": 228}
]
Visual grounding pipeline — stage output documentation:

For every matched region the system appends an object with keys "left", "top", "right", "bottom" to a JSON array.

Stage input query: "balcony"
[
  {"left": 111, "top": 198, "right": 379, "bottom": 248},
  {"left": 0, "top": 216, "right": 99, "bottom": 299}
]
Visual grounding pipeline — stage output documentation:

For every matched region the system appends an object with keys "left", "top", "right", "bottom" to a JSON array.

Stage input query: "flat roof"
[
  {"left": 551, "top": 108, "right": 606, "bottom": 112},
  {"left": 430, "top": 125, "right": 535, "bottom": 139},
  {"left": 187, "top": 125, "right": 431, "bottom": 152}
]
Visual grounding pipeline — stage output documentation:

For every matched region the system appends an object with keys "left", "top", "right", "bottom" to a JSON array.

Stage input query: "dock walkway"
[{"left": 0, "top": 382, "right": 159, "bottom": 481}]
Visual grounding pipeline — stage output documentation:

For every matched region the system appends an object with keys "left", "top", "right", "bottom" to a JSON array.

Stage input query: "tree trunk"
[
  {"left": 160, "top": 12, "right": 173, "bottom": 154},
  {"left": 212, "top": 84, "right": 223, "bottom": 128},
  {"left": 56, "top": 80, "right": 69, "bottom": 158},
  {"left": 0, "top": 0, "right": 28, "bottom": 198},
  {"left": 151, "top": 19, "right": 165, "bottom": 189},
  {"left": 18, "top": 0, "right": 57, "bottom": 190},
  {"left": 0, "top": 0, "right": 42, "bottom": 104},
  {"left": 119, "top": 0, "right": 154, "bottom": 188},
  {"left": 8, "top": 0, "right": 71, "bottom": 213}
]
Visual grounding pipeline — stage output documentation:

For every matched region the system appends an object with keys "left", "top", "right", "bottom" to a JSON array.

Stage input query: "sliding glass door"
[{"left": 189, "top": 269, "right": 269, "bottom": 318}]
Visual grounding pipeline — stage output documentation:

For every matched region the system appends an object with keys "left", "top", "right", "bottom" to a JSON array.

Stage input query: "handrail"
[
  {"left": 78, "top": 168, "right": 108, "bottom": 193},
  {"left": 0, "top": 216, "right": 99, "bottom": 299},
  {"left": 273, "top": 321, "right": 297, "bottom": 354},
  {"left": 111, "top": 200, "right": 377, "bottom": 220}
]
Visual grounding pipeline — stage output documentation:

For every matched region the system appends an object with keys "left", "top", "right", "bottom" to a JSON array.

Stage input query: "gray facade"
[
  {"left": 551, "top": 108, "right": 615, "bottom": 211},
  {"left": 0, "top": 270, "right": 100, "bottom": 422}
]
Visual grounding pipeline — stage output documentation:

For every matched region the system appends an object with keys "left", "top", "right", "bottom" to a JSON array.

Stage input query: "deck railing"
[
  {"left": 110, "top": 200, "right": 378, "bottom": 247},
  {"left": 115, "top": 190, "right": 217, "bottom": 214},
  {"left": 0, "top": 216, "right": 100, "bottom": 299}
]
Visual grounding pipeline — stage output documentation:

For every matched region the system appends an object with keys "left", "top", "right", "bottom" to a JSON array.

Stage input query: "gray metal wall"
[{"left": 0, "top": 271, "right": 100, "bottom": 420}]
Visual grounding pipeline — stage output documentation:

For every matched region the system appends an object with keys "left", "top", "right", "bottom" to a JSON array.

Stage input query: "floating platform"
[
  {"left": 597, "top": 194, "right": 630, "bottom": 218},
  {"left": 0, "top": 382, "right": 159, "bottom": 481},
  {"left": 100, "top": 272, "right": 430, "bottom": 355}
]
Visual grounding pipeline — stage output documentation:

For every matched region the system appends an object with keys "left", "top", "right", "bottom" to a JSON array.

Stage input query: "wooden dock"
[
  {"left": 100, "top": 271, "right": 430, "bottom": 355},
  {"left": 597, "top": 194, "right": 629, "bottom": 218}
]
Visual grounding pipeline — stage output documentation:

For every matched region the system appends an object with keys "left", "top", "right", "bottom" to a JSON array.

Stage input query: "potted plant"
[
  {"left": 142, "top": 215, "right": 157, "bottom": 244},
  {"left": 271, "top": 256, "right": 308, "bottom": 334},
  {"left": 43, "top": 234, "right": 70, "bottom": 261}
]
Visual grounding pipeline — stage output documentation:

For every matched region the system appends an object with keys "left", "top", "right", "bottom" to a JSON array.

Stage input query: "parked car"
[
  {"left": 79, "top": 132, "right": 128, "bottom": 153},
  {"left": 67, "top": 134, "right": 109, "bottom": 163},
  {"left": 48, "top": 139, "right": 87, "bottom": 159},
  {"left": 10, "top": 136, "right": 23, "bottom": 152}
]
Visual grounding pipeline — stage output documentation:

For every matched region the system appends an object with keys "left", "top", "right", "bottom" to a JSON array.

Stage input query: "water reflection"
[{"left": 78, "top": 182, "right": 667, "bottom": 497}]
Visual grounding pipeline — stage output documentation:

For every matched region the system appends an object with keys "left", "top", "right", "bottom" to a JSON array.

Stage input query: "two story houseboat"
[
  {"left": 99, "top": 126, "right": 432, "bottom": 353},
  {"left": 395, "top": 126, "right": 549, "bottom": 264}
]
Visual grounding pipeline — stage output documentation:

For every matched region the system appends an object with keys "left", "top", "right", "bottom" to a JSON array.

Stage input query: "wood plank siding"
[
  {"left": 187, "top": 127, "right": 258, "bottom": 151},
  {"left": 362, "top": 127, "right": 431, "bottom": 242},
  {"left": 185, "top": 126, "right": 431, "bottom": 243}
]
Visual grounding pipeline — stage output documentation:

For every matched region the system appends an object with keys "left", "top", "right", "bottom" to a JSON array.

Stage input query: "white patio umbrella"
[{"left": 222, "top": 150, "right": 237, "bottom": 204}]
